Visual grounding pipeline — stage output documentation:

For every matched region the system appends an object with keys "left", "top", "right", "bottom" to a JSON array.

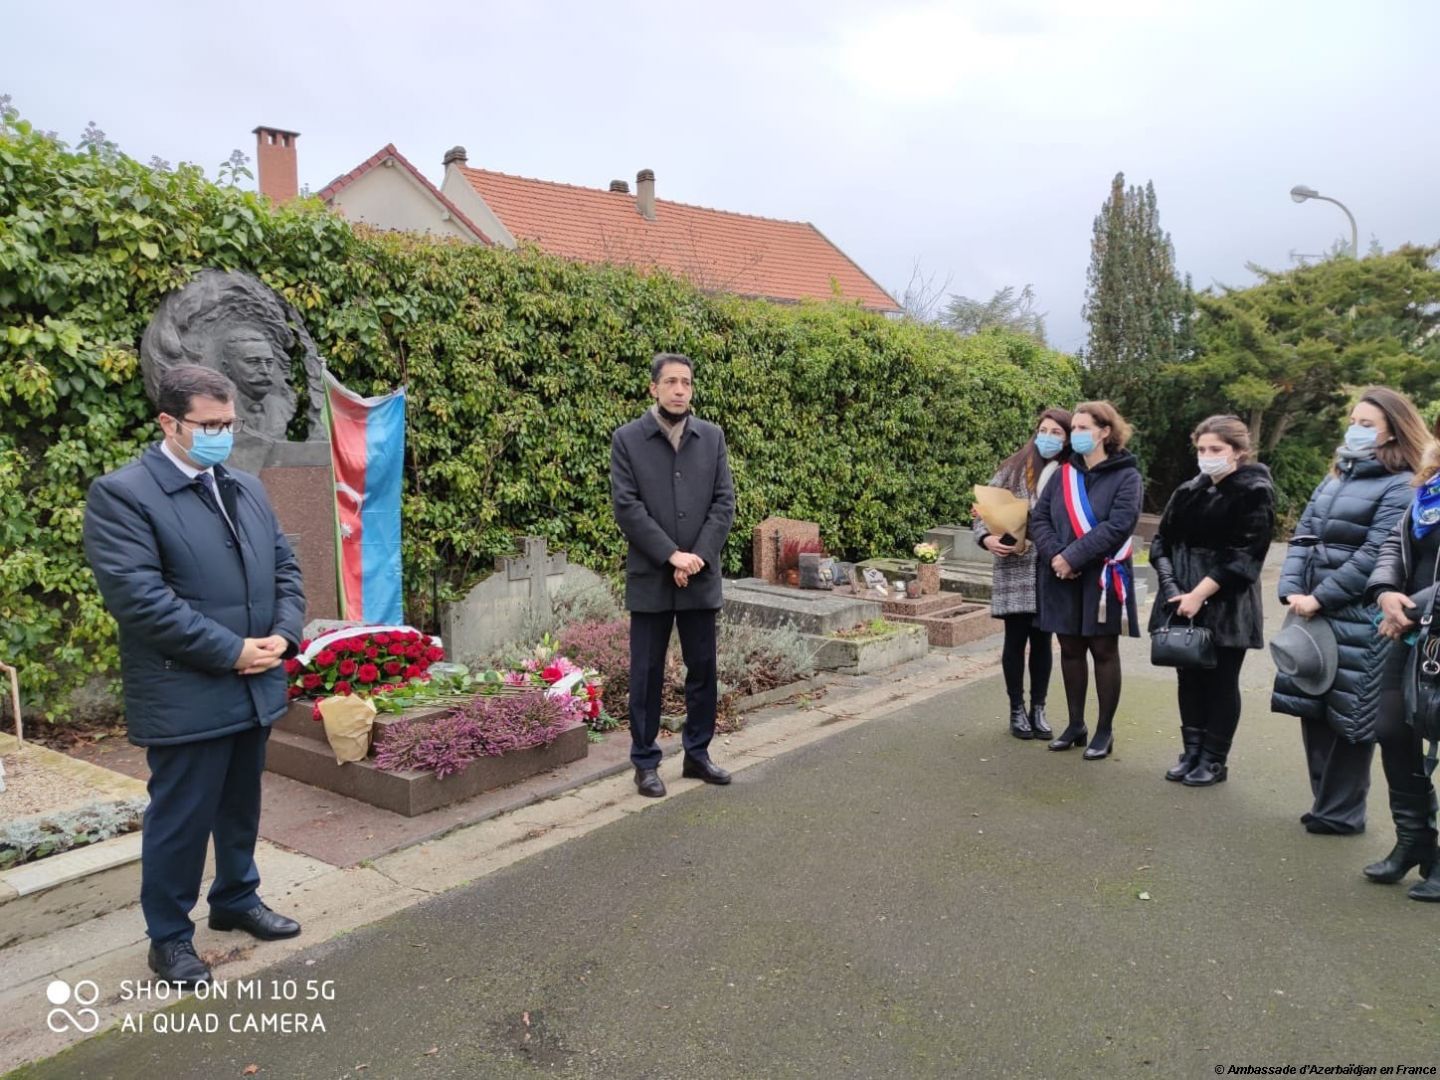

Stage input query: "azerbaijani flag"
[{"left": 322, "top": 369, "right": 406, "bottom": 624}]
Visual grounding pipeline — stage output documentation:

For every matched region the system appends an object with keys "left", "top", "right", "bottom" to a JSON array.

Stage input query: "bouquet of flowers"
[
  {"left": 501, "top": 633, "right": 609, "bottom": 730},
  {"left": 286, "top": 626, "right": 446, "bottom": 721},
  {"left": 913, "top": 542, "right": 940, "bottom": 564}
]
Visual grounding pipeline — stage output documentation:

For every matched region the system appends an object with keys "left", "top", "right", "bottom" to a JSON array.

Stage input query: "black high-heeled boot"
[
  {"left": 1183, "top": 733, "right": 1231, "bottom": 786},
  {"left": 1165, "top": 726, "right": 1204, "bottom": 782},
  {"left": 1082, "top": 727, "right": 1114, "bottom": 760},
  {"left": 1028, "top": 702, "right": 1052, "bottom": 739},
  {"left": 1364, "top": 789, "right": 1438, "bottom": 884},
  {"left": 1009, "top": 704, "right": 1034, "bottom": 740}
]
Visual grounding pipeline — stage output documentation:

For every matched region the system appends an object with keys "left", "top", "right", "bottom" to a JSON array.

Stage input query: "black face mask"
[{"left": 656, "top": 403, "right": 691, "bottom": 423}]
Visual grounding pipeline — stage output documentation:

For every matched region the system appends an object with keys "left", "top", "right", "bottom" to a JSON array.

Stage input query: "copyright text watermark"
[{"left": 1215, "top": 1068, "right": 1437, "bottom": 1077}]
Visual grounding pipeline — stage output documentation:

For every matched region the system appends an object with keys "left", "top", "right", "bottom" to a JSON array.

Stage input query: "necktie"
[{"left": 200, "top": 472, "right": 236, "bottom": 536}]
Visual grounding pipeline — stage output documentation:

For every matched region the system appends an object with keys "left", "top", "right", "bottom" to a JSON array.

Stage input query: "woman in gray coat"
[
  {"left": 1273, "top": 387, "right": 1430, "bottom": 835},
  {"left": 973, "top": 408, "right": 1071, "bottom": 740}
]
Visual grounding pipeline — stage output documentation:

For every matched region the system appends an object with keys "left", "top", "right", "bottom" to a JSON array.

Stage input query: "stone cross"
[{"left": 497, "top": 536, "right": 568, "bottom": 613}]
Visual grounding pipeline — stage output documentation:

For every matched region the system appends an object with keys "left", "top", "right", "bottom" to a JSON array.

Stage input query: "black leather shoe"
[
  {"left": 148, "top": 939, "right": 213, "bottom": 987},
  {"left": 208, "top": 901, "right": 301, "bottom": 940},
  {"left": 1082, "top": 730, "right": 1114, "bottom": 760},
  {"left": 1028, "top": 703, "right": 1052, "bottom": 739},
  {"left": 635, "top": 767, "right": 666, "bottom": 797},
  {"left": 1305, "top": 818, "right": 1364, "bottom": 836},
  {"left": 1409, "top": 862, "right": 1440, "bottom": 901},
  {"left": 1364, "top": 791, "right": 1437, "bottom": 883},
  {"left": 682, "top": 756, "right": 732, "bottom": 785},
  {"left": 1008, "top": 705, "right": 1033, "bottom": 740},
  {"left": 1048, "top": 724, "right": 1088, "bottom": 751}
]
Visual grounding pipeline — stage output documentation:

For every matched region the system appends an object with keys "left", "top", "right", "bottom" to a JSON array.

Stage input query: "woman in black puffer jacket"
[
  {"left": 1149, "top": 416, "right": 1275, "bottom": 787},
  {"left": 1273, "top": 387, "right": 1431, "bottom": 835},
  {"left": 1363, "top": 439, "right": 1440, "bottom": 902}
]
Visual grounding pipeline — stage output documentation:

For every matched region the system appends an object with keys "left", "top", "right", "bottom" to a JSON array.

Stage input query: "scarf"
[
  {"left": 1414, "top": 474, "right": 1440, "bottom": 540},
  {"left": 650, "top": 403, "right": 688, "bottom": 453}
]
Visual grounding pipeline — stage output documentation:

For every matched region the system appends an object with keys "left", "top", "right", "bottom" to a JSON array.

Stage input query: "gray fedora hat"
[{"left": 1269, "top": 610, "right": 1339, "bottom": 696}]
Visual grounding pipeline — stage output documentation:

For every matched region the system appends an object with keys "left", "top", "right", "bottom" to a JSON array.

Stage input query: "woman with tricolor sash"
[{"left": 1029, "top": 401, "right": 1144, "bottom": 760}]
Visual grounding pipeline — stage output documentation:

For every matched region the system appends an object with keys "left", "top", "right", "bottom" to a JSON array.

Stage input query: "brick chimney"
[
  {"left": 636, "top": 168, "right": 655, "bottom": 220},
  {"left": 609, "top": 179, "right": 630, "bottom": 193},
  {"left": 253, "top": 126, "right": 300, "bottom": 203}
]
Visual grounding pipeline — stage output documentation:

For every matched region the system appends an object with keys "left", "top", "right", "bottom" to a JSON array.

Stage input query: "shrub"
[
  {"left": 373, "top": 692, "right": 574, "bottom": 778},
  {"left": 0, "top": 796, "right": 147, "bottom": 870}
]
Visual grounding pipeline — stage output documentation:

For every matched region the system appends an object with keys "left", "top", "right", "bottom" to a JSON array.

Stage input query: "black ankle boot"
[
  {"left": 1009, "top": 704, "right": 1034, "bottom": 740},
  {"left": 1183, "top": 733, "right": 1232, "bottom": 786},
  {"left": 1165, "top": 726, "right": 1204, "bottom": 782},
  {"left": 1048, "top": 723, "right": 1088, "bottom": 751},
  {"left": 1082, "top": 728, "right": 1114, "bottom": 760},
  {"left": 1410, "top": 861, "right": 1440, "bottom": 901},
  {"left": 1364, "top": 789, "right": 1438, "bottom": 884},
  {"left": 1028, "top": 703, "right": 1052, "bottom": 739}
]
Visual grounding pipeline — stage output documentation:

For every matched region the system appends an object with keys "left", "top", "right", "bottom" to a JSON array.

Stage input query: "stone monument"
[{"left": 140, "top": 269, "right": 338, "bottom": 622}]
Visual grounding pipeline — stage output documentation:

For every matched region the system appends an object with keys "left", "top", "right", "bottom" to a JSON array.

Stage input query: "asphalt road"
[{"left": 11, "top": 661, "right": 1438, "bottom": 1080}]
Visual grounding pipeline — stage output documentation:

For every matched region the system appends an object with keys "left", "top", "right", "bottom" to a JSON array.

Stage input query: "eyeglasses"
[{"left": 177, "top": 417, "right": 246, "bottom": 436}]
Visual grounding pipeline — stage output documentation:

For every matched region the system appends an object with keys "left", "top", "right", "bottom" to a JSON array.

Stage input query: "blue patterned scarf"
[{"left": 1413, "top": 474, "right": 1440, "bottom": 540}]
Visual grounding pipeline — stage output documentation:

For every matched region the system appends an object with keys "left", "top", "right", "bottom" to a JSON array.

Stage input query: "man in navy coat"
[
  {"left": 610, "top": 353, "right": 736, "bottom": 797},
  {"left": 83, "top": 364, "right": 306, "bottom": 985}
]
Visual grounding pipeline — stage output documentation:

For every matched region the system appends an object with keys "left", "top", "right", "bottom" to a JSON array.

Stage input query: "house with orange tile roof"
[
  {"left": 436, "top": 149, "right": 899, "bottom": 313},
  {"left": 253, "top": 126, "right": 491, "bottom": 245},
  {"left": 254, "top": 126, "right": 896, "bottom": 312}
]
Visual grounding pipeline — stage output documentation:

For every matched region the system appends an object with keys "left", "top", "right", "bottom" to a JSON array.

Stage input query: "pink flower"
[{"left": 503, "top": 671, "right": 529, "bottom": 687}]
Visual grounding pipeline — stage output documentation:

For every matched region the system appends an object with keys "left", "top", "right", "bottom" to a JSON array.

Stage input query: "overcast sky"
[{"left": 7, "top": 0, "right": 1436, "bottom": 350}]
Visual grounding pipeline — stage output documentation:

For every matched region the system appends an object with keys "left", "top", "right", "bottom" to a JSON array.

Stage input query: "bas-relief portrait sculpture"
[{"left": 140, "top": 269, "right": 328, "bottom": 474}]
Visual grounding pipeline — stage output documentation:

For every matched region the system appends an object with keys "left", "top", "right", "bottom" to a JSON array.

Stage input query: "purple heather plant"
[{"left": 374, "top": 692, "right": 576, "bottom": 778}]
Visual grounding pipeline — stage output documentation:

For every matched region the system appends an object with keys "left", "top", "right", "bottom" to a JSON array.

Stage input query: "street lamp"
[{"left": 1289, "top": 184, "right": 1359, "bottom": 258}]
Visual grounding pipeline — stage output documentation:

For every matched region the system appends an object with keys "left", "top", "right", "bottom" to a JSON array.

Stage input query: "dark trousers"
[
  {"left": 141, "top": 724, "right": 269, "bottom": 944},
  {"left": 628, "top": 609, "right": 717, "bottom": 770},
  {"left": 1376, "top": 689, "right": 1433, "bottom": 799},
  {"left": 1176, "top": 646, "right": 1247, "bottom": 743},
  {"left": 1001, "top": 613, "right": 1052, "bottom": 709},
  {"left": 1299, "top": 714, "right": 1373, "bottom": 834}
]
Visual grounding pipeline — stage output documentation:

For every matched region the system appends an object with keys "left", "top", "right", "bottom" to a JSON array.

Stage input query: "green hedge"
[{"left": 0, "top": 114, "right": 1080, "bottom": 719}]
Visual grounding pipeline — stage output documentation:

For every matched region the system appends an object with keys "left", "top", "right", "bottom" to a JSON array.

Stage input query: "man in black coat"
[
  {"left": 610, "top": 353, "right": 736, "bottom": 797},
  {"left": 82, "top": 365, "right": 306, "bottom": 986}
]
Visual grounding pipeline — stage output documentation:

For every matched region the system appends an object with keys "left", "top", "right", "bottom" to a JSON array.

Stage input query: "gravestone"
[
  {"left": 140, "top": 269, "right": 337, "bottom": 622},
  {"left": 439, "top": 537, "right": 608, "bottom": 664},
  {"left": 751, "top": 516, "right": 821, "bottom": 584}
]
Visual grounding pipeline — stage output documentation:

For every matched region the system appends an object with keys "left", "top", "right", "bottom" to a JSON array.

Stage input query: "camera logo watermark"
[{"left": 45, "top": 979, "right": 101, "bottom": 1034}]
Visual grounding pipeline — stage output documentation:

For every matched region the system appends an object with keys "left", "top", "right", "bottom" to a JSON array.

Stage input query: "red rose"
[
  {"left": 316, "top": 649, "right": 338, "bottom": 667},
  {"left": 300, "top": 639, "right": 312, "bottom": 651},
  {"left": 373, "top": 632, "right": 391, "bottom": 645},
  {"left": 406, "top": 643, "right": 424, "bottom": 659},
  {"left": 588, "top": 699, "right": 601, "bottom": 719},
  {"left": 358, "top": 663, "right": 380, "bottom": 684},
  {"left": 334, "top": 680, "right": 353, "bottom": 695},
  {"left": 302, "top": 673, "right": 322, "bottom": 690},
  {"left": 425, "top": 647, "right": 445, "bottom": 663},
  {"left": 387, "top": 643, "right": 406, "bottom": 657},
  {"left": 287, "top": 685, "right": 302, "bottom": 700},
  {"left": 541, "top": 663, "right": 565, "bottom": 684},
  {"left": 311, "top": 703, "right": 323, "bottom": 722},
  {"left": 384, "top": 661, "right": 403, "bottom": 676},
  {"left": 404, "top": 664, "right": 422, "bottom": 679},
  {"left": 365, "top": 646, "right": 380, "bottom": 659},
  {"left": 339, "top": 658, "right": 357, "bottom": 676},
  {"left": 284, "top": 658, "right": 302, "bottom": 676}
]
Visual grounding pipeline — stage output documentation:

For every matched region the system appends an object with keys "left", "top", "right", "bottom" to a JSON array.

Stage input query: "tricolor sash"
[{"left": 1061, "top": 463, "right": 1134, "bottom": 632}]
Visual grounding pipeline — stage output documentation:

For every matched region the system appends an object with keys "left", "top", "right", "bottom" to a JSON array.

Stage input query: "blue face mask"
[
  {"left": 1035, "top": 433, "right": 1065, "bottom": 460},
  {"left": 1070, "top": 430, "right": 1097, "bottom": 455},
  {"left": 187, "top": 429, "right": 234, "bottom": 468},
  {"left": 1344, "top": 424, "right": 1378, "bottom": 452}
]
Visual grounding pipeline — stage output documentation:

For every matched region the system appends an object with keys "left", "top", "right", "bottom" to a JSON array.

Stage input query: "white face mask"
[{"left": 1197, "top": 455, "right": 1234, "bottom": 479}]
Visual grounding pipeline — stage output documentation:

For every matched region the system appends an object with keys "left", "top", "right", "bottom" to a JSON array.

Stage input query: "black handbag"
[
  {"left": 1408, "top": 605, "right": 1440, "bottom": 777},
  {"left": 1150, "top": 612, "right": 1217, "bottom": 670}
]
